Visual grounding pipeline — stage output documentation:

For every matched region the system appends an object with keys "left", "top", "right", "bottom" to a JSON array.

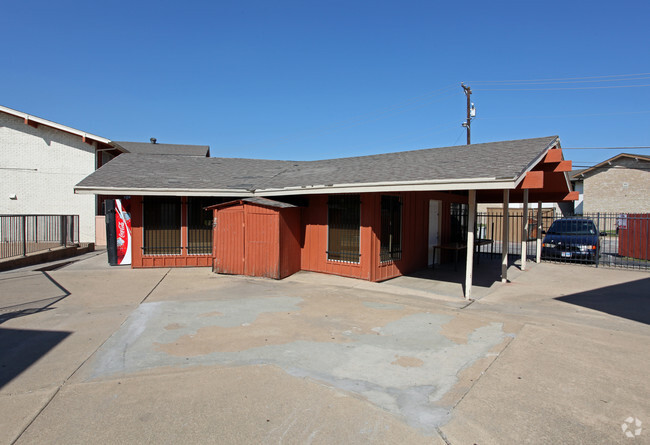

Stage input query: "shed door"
[
  {"left": 244, "top": 212, "right": 279, "bottom": 278},
  {"left": 215, "top": 209, "right": 245, "bottom": 275}
]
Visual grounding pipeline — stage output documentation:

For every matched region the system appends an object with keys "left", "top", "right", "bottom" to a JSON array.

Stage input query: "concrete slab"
[
  {"left": 17, "top": 365, "right": 445, "bottom": 445},
  {"left": 0, "top": 389, "right": 57, "bottom": 445},
  {"left": 2, "top": 252, "right": 649, "bottom": 444},
  {"left": 439, "top": 323, "right": 650, "bottom": 444},
  {"left": 75, "top": 286, "right": 514, "bottom": 435}
]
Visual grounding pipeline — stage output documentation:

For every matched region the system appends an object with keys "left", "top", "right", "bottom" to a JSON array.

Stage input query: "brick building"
[{"left": 570, "top": 153, "right": 650, "bottom": 214}]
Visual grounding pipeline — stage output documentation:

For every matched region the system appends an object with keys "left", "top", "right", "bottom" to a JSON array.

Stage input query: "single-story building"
[{"left": 75, "top": 136, "right": 576, "bottom": 298}]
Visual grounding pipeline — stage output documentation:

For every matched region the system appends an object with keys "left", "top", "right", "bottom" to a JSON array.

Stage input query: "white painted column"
[
  {"left": 536, "top": 201, "right": 543, "bottom": 263},
  {"left": 521, "top": 189, "right": 529, "bottom": 271},
  {"left": 465, "top": 190, "right": 476, "bottom": 299},
  {"left": 502, "top": 190, "right": 509, "bottom": 283}
]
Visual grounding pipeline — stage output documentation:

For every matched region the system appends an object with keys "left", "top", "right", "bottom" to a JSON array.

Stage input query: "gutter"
[{"left": 75, "top": 176, "right": 518, "bottom": 197}]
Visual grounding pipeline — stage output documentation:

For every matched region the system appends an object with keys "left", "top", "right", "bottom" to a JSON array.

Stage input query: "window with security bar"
[
  {"left": 380, "top": 195, "right": 402, "bottom": 262},
  {"left": 143, "top": 196, "right": 181, "bottom": 255},
  {"left": 327, "top": 195, "right": 361, "bottom": 262},
  {"left": 187, "top": 197, "right": 217, "bottom": 255},
  {"left": 450, "top": 202, "right": 468, "bottom": 243}
]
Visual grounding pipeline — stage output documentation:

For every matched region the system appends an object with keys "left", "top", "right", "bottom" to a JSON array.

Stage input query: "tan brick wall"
[{"left": 582, "top": 158, "right": 650, "bottom": 213}]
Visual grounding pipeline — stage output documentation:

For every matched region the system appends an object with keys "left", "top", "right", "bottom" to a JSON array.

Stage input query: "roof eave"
[
  {"left": 0, "top": 105, "right": 112, "bottom": 145},
  {"left": 74, "top": 186, "right": 252, "bottom": 197}
]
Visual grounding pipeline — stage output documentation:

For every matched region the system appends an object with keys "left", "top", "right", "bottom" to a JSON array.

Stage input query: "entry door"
[{"left": 428, "top": 200, "right": 441, "bottom": 266}]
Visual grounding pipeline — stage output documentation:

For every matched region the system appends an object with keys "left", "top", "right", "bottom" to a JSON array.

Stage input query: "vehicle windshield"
[{"left": 547, "top": 220, "right": 597, "bottom": 235}]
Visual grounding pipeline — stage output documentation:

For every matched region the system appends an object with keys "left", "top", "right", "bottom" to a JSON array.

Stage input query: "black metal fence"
[
  {"left": 0, "top": 215, "right": 80, "bottom": 260},
  {"left": 475, "top": 211, "right": 649, "bottom": 270}
]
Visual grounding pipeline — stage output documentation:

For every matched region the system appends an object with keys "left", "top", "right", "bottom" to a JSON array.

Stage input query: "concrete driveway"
[{"left": 1, "top": 252, "right": 648, "bottom": 444}]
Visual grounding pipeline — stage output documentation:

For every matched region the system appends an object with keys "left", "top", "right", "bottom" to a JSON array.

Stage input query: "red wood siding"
[
  {"left": 213, "top": 202, "right": 302, "bottom": 279},
  {"left": 280, "top": 208, "right": 302, "bottom": 279},
  {"left": 214, "top": 207, "right": 245, "bottom": 275},
  {"left": 300, "top": 192, "right": 463, "bottom": 282},
  {"left": 300, "top": 195, "right": 370, "bottom": 280},
  {"left": 370, "top": 192, "right": 460, "bottom": 282},
  {"left": 131, "top": 196, "right": 212, "bottom": 268},
  {"left": 244, "top": 207, "right": 280, "bottom": 278}
]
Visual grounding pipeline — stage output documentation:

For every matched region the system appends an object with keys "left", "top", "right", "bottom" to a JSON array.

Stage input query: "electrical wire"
[
  {"left": 563, "top": 147, "right": 650, "bottom": 150},
  {"left": 467, "top": 72, "right": 650, "bottom": 83},
  {"left": 474, "top": 84, "right": 650, "bottom": 91},
  {"left": 472, "top": 77, "right": 650, "bottom": 86}
]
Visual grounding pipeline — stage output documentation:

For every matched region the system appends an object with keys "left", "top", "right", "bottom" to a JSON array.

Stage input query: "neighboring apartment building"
[
  {"left": 1, "top": 105, "right": 210, "bottom": 246},
  {"left": 0, "top": 105, "right": 116, "bottom": 243},
  {"left": 570, "top": 153, "right": 650, "bottom": 214}
]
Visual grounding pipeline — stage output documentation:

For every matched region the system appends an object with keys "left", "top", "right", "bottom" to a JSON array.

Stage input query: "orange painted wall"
[
  {"left": 279, "top": 208, "right": 302, "bottom": 278},
  {"left": 131, "top": 196, "right": 213, "bottom": 268},
  {"left": 300, "top": 192, "right": 463, "bottom": 282}
]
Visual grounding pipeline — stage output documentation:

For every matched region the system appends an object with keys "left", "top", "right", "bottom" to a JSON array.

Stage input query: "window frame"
[
  {"left": 379, "top": 195, "right": 402, "bottom": 263},
  {"left": 142, "top": 196, "right": 182, "bottom": 256},
  {"left": 326, "top": 194, "right": 361, "bottom": 263}
]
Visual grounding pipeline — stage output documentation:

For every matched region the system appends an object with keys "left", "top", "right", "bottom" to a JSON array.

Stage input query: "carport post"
[
  {"left": 502, "top": 190, "right": 509, "bottom": 282},
  {"left": 536, "top": 201, "right": 543, "bottom": 263},
  {"left": 521, "top": 189, "right": 529, "bottom": 271},
  {"left": 464, "top": 190, "right": 476, "bottom": 299}
]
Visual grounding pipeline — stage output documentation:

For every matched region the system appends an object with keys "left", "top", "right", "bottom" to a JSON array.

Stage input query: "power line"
[
  {"left": 468, "top": 72, "right": 650, "bottom": 83},
  {"left": 472, "top": 76, "right": 650, "bottom": 86},
  {"left": 572, "top": 165, "right": 650, "bottom": 171},
  {"left": 563, "top": 146, "right": 650, "bottom": 150},
  {"left": 476, "top": 110, "right": 650, "bottom": 121},
  {"left": 474, "top": 84, "right": 650, "bottom": 91}
]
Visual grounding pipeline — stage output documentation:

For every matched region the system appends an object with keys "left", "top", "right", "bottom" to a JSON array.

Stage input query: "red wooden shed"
[{"left": 208, "top": 198, "right": 301, "bottom": 279}]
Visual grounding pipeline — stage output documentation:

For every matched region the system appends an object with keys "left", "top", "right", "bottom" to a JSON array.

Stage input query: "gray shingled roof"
[
  {"left": 112, "top": 141, "right": 210, "bottom": 156},
  {"left": 208, "top": 197, "right": 298, "bottom": 210},
  {"left": 76, "top": 136, "right": 559, "bottom": 194},
  {"left": 569, "top": 169, "right": 585, "bottom": 180}
]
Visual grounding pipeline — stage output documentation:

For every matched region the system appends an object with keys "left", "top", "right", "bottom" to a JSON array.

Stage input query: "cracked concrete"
[
  {"left": 85, "top": 296, "right": 509, "bottom": 434},
  {"left": 2, "top": 252, "right": 649, "bottom": 444}
]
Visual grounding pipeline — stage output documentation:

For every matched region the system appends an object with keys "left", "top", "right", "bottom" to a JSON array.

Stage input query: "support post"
[
  {"left": 465, "top": 190, "right": 476, "bottom": 299},
  {"left": 536, "top": 201, "right": 543, "bottom": 263},
  {"left": 521, "top": 189, "right": 529, "bottom": 271},
  {"left": 502, "top": 190, "right": 509, "bottom": 282}
]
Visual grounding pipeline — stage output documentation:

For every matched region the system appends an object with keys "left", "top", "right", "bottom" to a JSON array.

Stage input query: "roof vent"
[{"left": 150, "top": 138, "right": 157, "bottom": 144}]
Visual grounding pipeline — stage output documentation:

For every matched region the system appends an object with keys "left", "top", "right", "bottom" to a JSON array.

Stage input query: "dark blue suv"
[{"left": 541, "top": 218, "right": 603, "bottom": 264}]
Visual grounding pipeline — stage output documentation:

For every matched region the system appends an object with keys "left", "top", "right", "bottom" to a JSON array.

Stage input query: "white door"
[{"left": 428, "top": 200, "right": 441, "bottom": 266}]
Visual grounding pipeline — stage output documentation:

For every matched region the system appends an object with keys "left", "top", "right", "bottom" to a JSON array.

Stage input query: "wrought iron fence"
[
  {"left": 475, "top": 211, "right": 649, "bottom": 270},
  {"left": 0, "top": 215, "right": 79, "bottom": 260}
]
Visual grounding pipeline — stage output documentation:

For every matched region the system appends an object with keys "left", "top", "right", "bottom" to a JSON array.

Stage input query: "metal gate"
[{"left": 475, "top": 211, "right": 649, "bottom": 270}]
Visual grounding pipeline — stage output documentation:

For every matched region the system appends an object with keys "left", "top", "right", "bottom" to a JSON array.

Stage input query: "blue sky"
[{"left": 2, "top": 0, "right": 649, "bottom": 166}]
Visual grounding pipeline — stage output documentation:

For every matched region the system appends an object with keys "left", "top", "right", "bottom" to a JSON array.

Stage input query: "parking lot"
[{"left": 1, "top": 252, "right": 649, "bottom": 444}]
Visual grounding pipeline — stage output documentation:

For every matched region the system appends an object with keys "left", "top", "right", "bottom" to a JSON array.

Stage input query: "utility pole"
[{"left": 461, "top": 83, "right": 475, "bottom": 145}]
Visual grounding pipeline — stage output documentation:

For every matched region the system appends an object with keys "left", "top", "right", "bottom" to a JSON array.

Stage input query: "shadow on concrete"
[
  {"left": 555, "top": 277, "right": 650, "bottom": 325},
  {"left": 0, "top": 272, "right": 71, "bottom": 324},
  {"left": 386, "top": 254, "right": 521, "bottom": 299},
  {"left": 0, "top": 327, "right": 71, "bottom": 389}
]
